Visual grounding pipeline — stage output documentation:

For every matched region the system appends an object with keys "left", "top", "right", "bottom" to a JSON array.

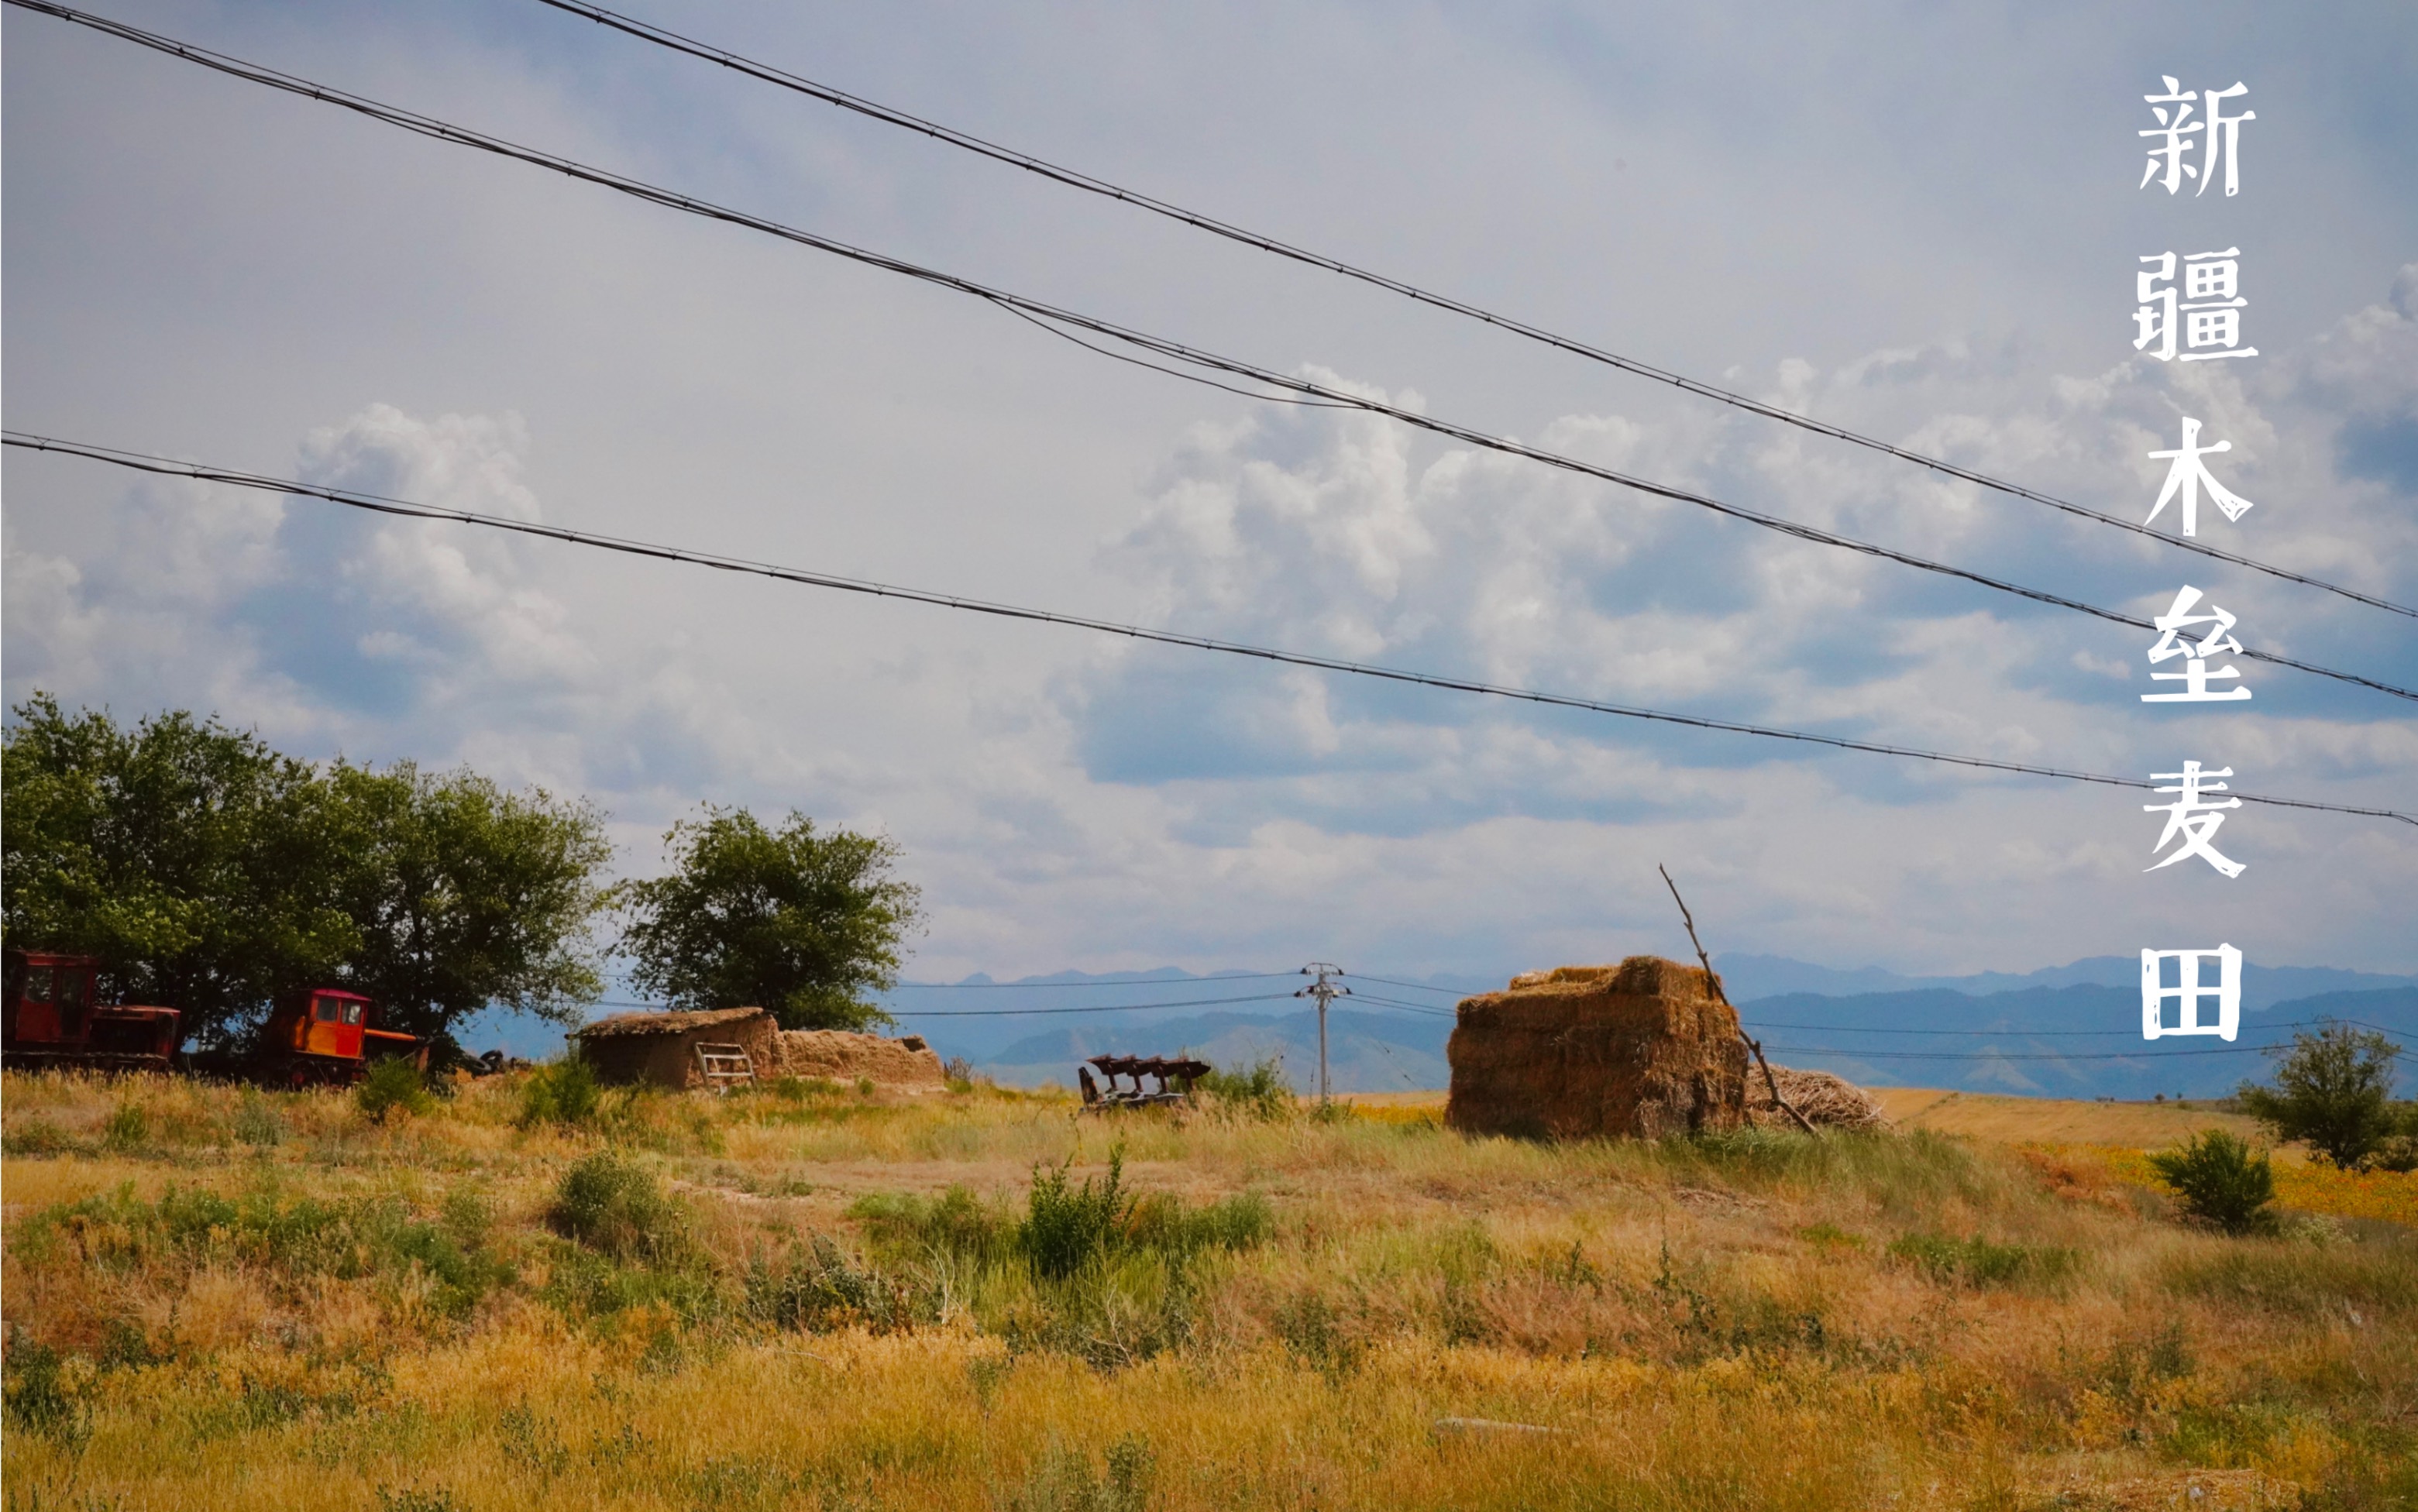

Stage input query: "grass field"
[{"left": 4, "top": 1070, "right": 2414, "bottom": 1511}]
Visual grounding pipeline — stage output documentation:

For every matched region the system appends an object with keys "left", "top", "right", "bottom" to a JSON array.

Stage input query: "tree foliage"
[
  {"left": 319, "top": 760, "right": 612, "bottom": 1046},
  {"left": 613, "top": 806, "right": 920, "bottom": 1031},
  {"left": 3, "top": 695, "right": 351, "bottom": 1046},
  {"left": 2237, "top": 1023, "right": 2402, "bottom": 1171},
  {"left": 3, "top": 696, "right": 612, "bottom": 1053}
]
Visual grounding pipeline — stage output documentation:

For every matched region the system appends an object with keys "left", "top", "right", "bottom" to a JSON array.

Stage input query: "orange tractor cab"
[
  {"left": 2, "top": 950, "right": 181, "bottom": 1072},
  {"left": 257, "top": 988, "right": 428, "bottom": 1087}
]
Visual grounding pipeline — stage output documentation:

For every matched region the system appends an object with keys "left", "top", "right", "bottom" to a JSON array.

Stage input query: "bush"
[
  {"left": 518, "top": 1057, "right": 604, "bottom": 1128},
  {"left": 549, "top": 1152, "right": 689, "bottom": 1263},
  {"left": 744, "top": 1234, "right": 930, "bottom": 1333},
  {"left": 1198, "top": 1057, "right": 1292, "bottom": 1122},
  {"left": 2238, "top": 1024, "right": 2402, "bottom": 1170},
  {"left": 102, "top": 1101, "right": 150, "bottom": 1151},
  {"left": 2148, "top": 1129, "right": 2276, "bottom": 1235},
  {"left": 2, "top": 1331, "right": 85, "bottom": 1442},
  {"left": 1126, "top": 1190, "right": 1274, "bottom": 1257},
  {"left": 3, "top": 1116, "right": 73, "bottom": 1156},
  {"left": 1023, "top": 1150, "right": 1136, "bottom": 1280},
  {"left": 2373, "top": 1133, "right": 2418, "bottom": 1174},
  {"left": 357, "top": 1057, "right": 436, "bottom": 1122},
  {"left": 853, "top": 1184, "right": 1019, "bottom": 1268}
]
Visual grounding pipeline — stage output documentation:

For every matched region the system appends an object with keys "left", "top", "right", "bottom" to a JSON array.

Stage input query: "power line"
[
  {"left": 526, "top": 0, "right": 2418, "bottom": 625},
  {"left": 589, "top": 988, "right": 1408, "bottom": 1018},
  {"left": 1741, "top": 1016, "right": 2403, "bottom": 1039},
  {"left": 1765, "top": 1042, "right": 2284, "bottom": 1062},
  {"left": 884, "top": 991, "right": 1299, "bottom": 1017},
  {"left": 15, "top": 1, "right": 2413, "bottom": 707},
  {"left": 1342, "top": 992, "right": 1460, "bottom": 1019},
  {"left": 1343, "top": 973, "right": 1469, "bottom": 996},
  {"left": 13, "top": 431, "right": 2413, "bottom": 829},
  {"left": 890, "top": 971, "right": 1298, "bottom": 990}
]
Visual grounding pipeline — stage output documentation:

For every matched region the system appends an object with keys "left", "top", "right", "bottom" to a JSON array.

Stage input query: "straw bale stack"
[
  {"left": 1445, "top": 957, "right": 1749, "bottom": 1139},
  {"left": 769, "top": 1029, "right": 946, "bottom": 1088},
  {"left": 1746, "top": 1066, "right": 1888, "bottom": 1131}
]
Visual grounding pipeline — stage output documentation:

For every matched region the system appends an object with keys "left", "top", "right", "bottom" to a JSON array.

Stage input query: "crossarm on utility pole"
[{"left": 1657, "top": 864, "right": 1820, "bottom": 1138}]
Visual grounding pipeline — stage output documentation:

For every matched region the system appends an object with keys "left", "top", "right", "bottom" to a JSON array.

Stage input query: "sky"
[{"left": 5, "top": 0, "right": 2416, "bottom": 988}]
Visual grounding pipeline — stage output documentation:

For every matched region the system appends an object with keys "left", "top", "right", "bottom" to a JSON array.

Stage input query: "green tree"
[
  {"left": 2237, "top": 1023, "right": 2402, "bottom": 1171},
  {"left": 4, "top": 696, "right": 614, "bottom": 1056},
  {"left": 322, "top": 760, "right": 614, "bottom": 1053},
  {"left": 2, "top": 694, "right": 353, "bottom": 1046},
  {"left": 614, "top": 806, "right": 920, "bottom": 1030}
]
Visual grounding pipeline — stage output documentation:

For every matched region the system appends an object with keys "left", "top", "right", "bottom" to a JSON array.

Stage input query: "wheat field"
[{"left": 3, "top": 1069, "right": 2413, "bottom": 1511}]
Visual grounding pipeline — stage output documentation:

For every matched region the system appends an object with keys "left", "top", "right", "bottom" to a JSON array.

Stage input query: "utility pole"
[{"left": 1296, "top": 963, "right": 1349, "bottom": 1105}]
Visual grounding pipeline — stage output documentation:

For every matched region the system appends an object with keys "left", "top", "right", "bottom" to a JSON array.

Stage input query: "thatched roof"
[{"left": 575, "top": 1006, "right": 769, "bottom": 1040}]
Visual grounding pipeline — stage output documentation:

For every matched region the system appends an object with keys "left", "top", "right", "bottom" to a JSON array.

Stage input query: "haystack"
[
  {"left": 1746, "top": 1065, "right": 1888, "bottom": 1132},
  {"left": 573, "top": 1006, "right": 777, "bottom": 1089},
  {"left": 769, "top": 1029, "right": 947, "bottom": 1089},
  {"left": 1446, "top": 957, "right": 1748, "bottom": 1140}
]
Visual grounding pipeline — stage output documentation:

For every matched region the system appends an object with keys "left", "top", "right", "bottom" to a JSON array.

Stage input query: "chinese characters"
[
  {"left": 2142, "top": 586, "right": 2251, "bottom": 704},
  {"left": 2134, "top": 249, "right": 2255, "bottom": 363},
  {"left": 2138, "top": 77, "right": 2254, "bottom": 198},
  {"left": 2139, "top": 945, "right": 2241, "bottom": 1041},
  {"left": 2143, "top": 418, "right": 2255, "bottom": 535},
  {"left": 2130, "top": 79, "right": 2258, "bottom": 1040}
]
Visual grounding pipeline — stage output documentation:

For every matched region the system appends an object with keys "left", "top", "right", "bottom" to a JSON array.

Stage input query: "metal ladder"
[{"left": 694, "top": 1041, "right": 757, "bottom": 1092}]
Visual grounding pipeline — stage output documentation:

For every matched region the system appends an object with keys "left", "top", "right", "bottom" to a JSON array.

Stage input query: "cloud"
[
  {"left": 6, "top": 3, "right": 2413, "bottom": 980},
  {"left": 1068, "top": 291, "right": 2418, "bottom": 835}
]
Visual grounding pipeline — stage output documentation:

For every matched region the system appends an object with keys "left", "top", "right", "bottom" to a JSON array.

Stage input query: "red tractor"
[
  {"left": 2, "top": 950, "right": 181, "bottom": 1073},
  {"left": 255, "top": 986, "right": 428, "bottom": 1087}
]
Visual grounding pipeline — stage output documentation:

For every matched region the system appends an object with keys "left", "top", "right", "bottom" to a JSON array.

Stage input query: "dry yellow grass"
[
  {"left": 3, "top": 1068, "right": 2412, "bottom": 1511},
  {"left": 1873, "top": 1088, "right": 2269, "bottom": 1148}
]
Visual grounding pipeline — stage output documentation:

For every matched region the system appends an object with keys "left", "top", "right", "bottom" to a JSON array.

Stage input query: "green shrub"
[
  {"left": 2, "top": 1116, "right": 72, "bottom": 1156},
  {"left": 2, "top": 1332, "right": 85, "bottom": 1442},
  {"left": 1023, "top": 1150, "right": 1136, "bottom": 1280},
  {"left": 853, "top": 1184, "right": 1019, "bottom": 1268},
  {"left": 102, "top": 1101, "right": 150, "bottom": 1150},
  {"left": 854, "top": 1156, "right": 1271, "bottom": 1289},
  {"left": 549, "top": 1152, "right": 689, "bottom": 1264},
  {"left": 2148, "top": 1129, "right": 2276, "bottom": 1235},
  {"left": 1887, "top": 1232, "right": 2076, "bottom": 1288},
  {"left": 357, "top": 1057, "right": 436, "bottom": 1122},
  {"left": 1126, "top": 1190, "right": 1274, "bottom": 1256},
  {"left": 2370, "top": 1110, "right": 2418, "bottom": 1174},
  {"left": 744, "top": 1234, "right": 930, "bottom": 1333},
  {"left": 1198, "top": 1058, "right": 1293, "bottom": 1122},
  {"left": 518, "top": 1057, "right": 604, "bottom": 1128}
]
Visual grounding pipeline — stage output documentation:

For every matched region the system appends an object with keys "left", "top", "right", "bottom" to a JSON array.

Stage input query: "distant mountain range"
[
  {"left": 880, "top": 957, "right": 2418, "bottom": 1100},
  {"left": 454, "top": 955, "right": 2418, "bottom": 1100}
]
